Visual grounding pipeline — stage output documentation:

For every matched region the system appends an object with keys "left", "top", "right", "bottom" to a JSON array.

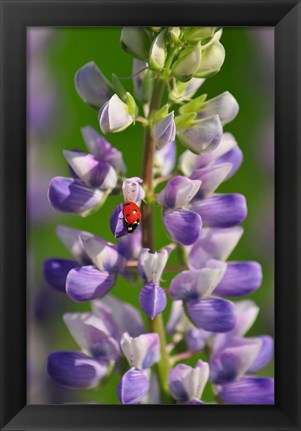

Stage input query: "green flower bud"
[
  {"left": 126, "top": 92, "right": 138, "bottom": 117},
  {"left": 183, "top": 27, "right": 216, "bottom": 43},
  {"left": 112, "top": 73, "right": 127, "bottom": 102},
  {"left": 169, "top": 27, "right": 181, "bottom": 43},
  {"left": 195, "top": 41, "right": 225, "bottom": 78},
  {"left": 171, "top": 42, "right": 202, "bottom": 82},
  {"left": 149, "top": 30, "right": 167, "bottom": 70},
  {"left": 120, "top": 27, "right": 151, "bottom": 61}
]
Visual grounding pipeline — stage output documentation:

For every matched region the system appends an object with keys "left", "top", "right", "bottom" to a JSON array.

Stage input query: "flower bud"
[
  {"left": 149, "top": 30, "right": 167, "bottom": 70},
  {"left": 169, "top": 27, "right": 181, "bottom": 43},
  {"left": 120, "top": 27, "right": 151, "bottom": 61},
  {"left": 98, "top": 94, "right": 133, "bottom": 134},
  {"left": 183, "top": 27, "right": 216, "bottom": 43},
  {"left": 196, "top": 41, "right": 225, "bottom": 78},
  {"left": 152, "top": 112, "right": 176, "bottom": 150},
  {"left": 171, "top": 43, "right": 202, "bottom": 82}
]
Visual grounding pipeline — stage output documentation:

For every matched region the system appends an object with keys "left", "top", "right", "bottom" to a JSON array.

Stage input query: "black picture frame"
[{"left": 0, "top": 0, "right": 300, "bottom": 430}]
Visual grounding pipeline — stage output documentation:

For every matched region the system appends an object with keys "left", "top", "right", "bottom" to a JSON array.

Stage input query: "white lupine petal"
[
  {"left": 122, "top": 177, "right": 145, "bottom": 202},
  {"left": 143, "top": 249, "right": 169, "bottom": 283}
]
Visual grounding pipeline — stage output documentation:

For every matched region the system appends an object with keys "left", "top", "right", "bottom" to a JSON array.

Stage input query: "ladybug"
[{"left": 123, "top": 201, "right": 141, "bottom": 233}]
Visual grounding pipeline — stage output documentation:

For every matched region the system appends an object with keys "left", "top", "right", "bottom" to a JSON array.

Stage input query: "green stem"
[{"left": 141, "top": 75, "right": 173, "bottom": 404}]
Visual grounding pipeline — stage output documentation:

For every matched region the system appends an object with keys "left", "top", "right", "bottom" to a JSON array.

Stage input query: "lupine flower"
[
  {"left": 196, "top": 92, "right": 239, "bottom": 126},
  {"left": 152, "top": 112, "right": 176, "bottom": 150},
  {"left": 75, "top": 61, "right": 113, "bottom": 109},
  {"left": 209, "top": 300, "right": 274, "bottom": 404},
  {"left": 168, "top": 360, "right": 209, "bottom": 404},
  {"left": 48, "top": 127, "right": 124, "bottom": 215},
  {"left": 138, "top": 248, "right": 168, "bottom": 319},
  {"left": 47, "top": 297, "right": 144, "bottom": 389},
  {"left": 169, "top": 77, "right": 205, "bottom": 104},
  {"left": 98, "top": 94, "right": 134, "bottom": 134},
  {"left": 110, "top": 177, "right": 145, "bottom": 238},
  {"left": 118, "top": 332, "right": 160, "bottom": 404}
]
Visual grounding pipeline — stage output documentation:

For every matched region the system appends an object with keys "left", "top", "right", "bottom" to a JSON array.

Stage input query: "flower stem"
[{"left": 141, "top": 77, "right": 173, "bottom": 403}]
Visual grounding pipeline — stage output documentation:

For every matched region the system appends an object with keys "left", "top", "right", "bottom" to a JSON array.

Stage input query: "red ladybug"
[{"left": 123, "top": 201, "right": 141, "bottom": 233}]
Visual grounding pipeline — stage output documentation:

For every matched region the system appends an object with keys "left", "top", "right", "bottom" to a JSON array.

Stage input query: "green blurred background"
[{"left": 27, "top": 27, "right": 274, "bottom": 404}]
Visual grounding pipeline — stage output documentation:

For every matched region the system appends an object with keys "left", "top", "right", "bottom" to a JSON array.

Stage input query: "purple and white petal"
[
  {"left": 110, "top": 204, "right": 128, "bottom": 239},
  {"left": 66, "top": 265, "right": 115, "bottom": 302},
  {"left": 47, "top": 351, "right": 108, "bottom": 388},
  {"left": 90, "top": 300, "right": 120, "bottom": 340},
  {"left": 74, "top": 61, "right": 113, "bottom": 109},
  {"left": 215, "top": 145, "right": 243, "bottom": 179},
  {"left": 43, "top": 258, "right": 78, "bottom": 292},
  {"left": 185, "top": 327, "right": 208, "bottom": 353},
  {"left": 168, "top": 360, "right": 209, "bottom": 402},
  {"left": 117, "top": 227, "right": 142, "bottom": 260},
  {"left": 248, "top": 336, "right": 274, "bottom": 373},
  {"left": 63, "top": 312, "right": 120, "bottom": 360},
  {"left": 63, "top": 151, "right": 117, "bottom": 189},
  {"left": 214, "top": 261, "right": 262, "bottom": 297},
  {"left": 157, "top": 176, "right": 201, "bottom": 209},
  {"left": 154, "top": 140, "right": 176, "bottom": 177},
  {"left": 218, "top": 376, "right": 274, "bottom": 405},
  {"left": 232, "top": 300, "right": 260, "bottom": 336},
  {"left": 48, "top": 177, "right": 104, "bottom": 215},
  {"left": 120, "top": 332, "right": 160, "bottom": 369},
  {"left": 81, "top": 126, "right": 126, "bottom": 174},
  {"left": 210, "top": 337, "right": 261, "bottom": 384},
  {"left": 164, "top": 209, "right": 202, "bottom": 246},
  {"left": 100, "top": 295, "right": 144, "bottom": 337},
  {"left": 122, "top": 177, "right": 145, "bottom": 203},
  {"left": 169, "top": 260, "right": 226, "bottom": 301},
  {"left": 138, "top": 248, "right": 169, "bottom": 283},
  {"left": 139, "top": 282, "right": 167, "bottom": 320},
  {"left": 166, "top": 300, "right": 187, "bottom": 335},
  {"left": 185, "top": 296, "right": 236, "bottom": 333},
  {"left": 98, "top": 94, "right": 133, "bottom": 134},
  {"left": 56, "top": 225, "right": 93, "bottom": 265},
  {"left": 197, "top": 91, "right": 239, "bottom": 126},
  {"left": 177, "top": 115, "right": 223, "bottom": 154},
  {"left": 187, "top": 226, "right": 244, "bottom": 269},
  {"left": 153, "top": 112, "right": 176, "bottom": 150},
  {"left": 117, "top": 368, "right": 150, "bottom": 404},
  {"left": 190, "top": 164, "right": 232, "bottom": 198},
  {"left": 81, "top": 235, "right": 126, "bottom": 272},
  {"left": 190, "top": 194, "right": 247, "bottom": 228}
]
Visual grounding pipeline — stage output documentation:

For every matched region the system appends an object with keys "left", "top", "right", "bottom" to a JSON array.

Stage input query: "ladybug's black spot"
[
  {"left": 126, "top": 213, "right": 130, "bottom": 217},
  {"left": 124, "top": 202, "right": 131, "bottom": 206},
  {"left": 136, "top": 219, "right": 140, "bottom": 223}
]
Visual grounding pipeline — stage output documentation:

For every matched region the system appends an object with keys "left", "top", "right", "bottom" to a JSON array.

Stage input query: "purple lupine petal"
[
  {"left": 98, "top": 94, "right": 133, "bottom": 134},
  {"left": 117, "top": 368, "right": 150, "bottom": 404},
  {"left": 48, "top": 177, "right": 104, "bottom": 215},
  {"left": 197, "top": 91, "right": 239, "bottom": 126},
  {"left": 120, "top": 332, "right": 160, "bottom": 369},
  {"left": 110, "top": 204, "right": 128, "bottom": 239},
  {"left": 215, "top": 145, "right": 243, "bottom": 179},
  {"left": 248, "top": 336, "right": 274, "bottom": 373},
  {"left": 154, "top": 140, "right": 176, "bottom": 177},
  {"left": 81, "top": 126, "right": 126, "bottom": 174},
  {"left": 187, "top": 226, "right": 244, "bottom": 269},
  {"left": 43, "top": 258, "right": 78, "bottom": 292},
  {"left": 66, "top": 265, "right": 115, "bottom": 302},
  {"left": 75, "top": 61, "right": 113, "bottom": 109},
  {"left": 190, "top": 163, "right": 232, "bottom": 198},
  {"left": 185, "top": 296, "right": 236, "bottom": 333},
  {"left": 183, "top": 399, "right": 205, "bottom": 405},
  {"left": 190, "top": 194, "right": 247, "bottom": 228},
  {"left": 117, "top": 227, "right": 142, "bottom": 260},
  {"left": 47, "top": 351, "right": 108, "bottom": 388},
  {"left": 168, "top": 360, "right": 209, "bottom": 402},
  {"left": 122, "top": 177, "right": 145, "bottom": 203},
  {"left": 210, "top": 337, "right": 261, "bottom": 384},
  {"left": 56, "top": 225, "right": 93, "bottom": 265},
  {"left": 138, "top": 248, "right": 169, "bottom": 284},
  {"left": 218, "top": 376, "right": 274, "bottom": 405},
  {"left": 153, "top": 112, "right": 176, "bottom": 150},
  {"left": 177, "top": 115, "right": 223, "bottom": 154},
  {"left": 164, "top": 209, "right": 202, "bottom": 246},
  {"left": 170, "top": 260, "right": 226, "bottom": 301},
  {"left": 93, "top": 295, "right": 144, "bottom": 338},
  {"left": 81, "top": 235, "right": 126, "bottom": 272},
  {"left": 63, "top": 151, "right": 117, "bottom": 189},
  {"left": 89, "top": 300, "right": 120, "bottom": 340},
  {"left": 157, "top": 176, "right": 201, "bottom": 209},
  {"left": 214, "top": 261, "right": 262, "bottom": 297},
  {"left": 63, "top": 312, "right": 120, "bottom": 361},
  {"left": 185, "top": 327, "right": 208, "bottom": 352},
  {"left": 139, "top": 282, "right": 167, "bottom": 320}
]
